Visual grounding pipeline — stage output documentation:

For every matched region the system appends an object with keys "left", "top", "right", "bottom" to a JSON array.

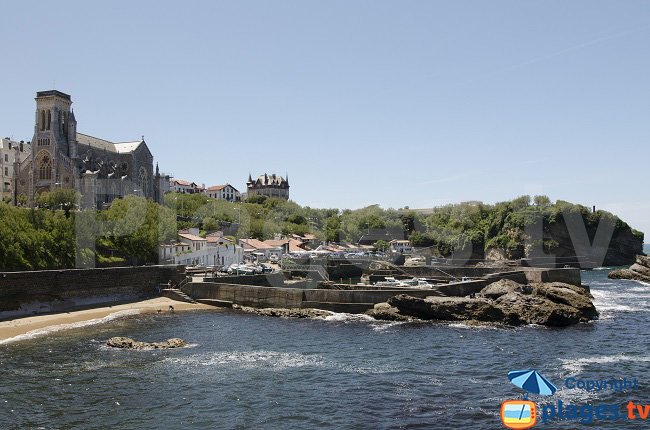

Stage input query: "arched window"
[
  {"left": 46, "top": 110, "right": 51, "bottom": 130},
  {"left": 39, "top": 153, "right": 52, "bottom": 180},
  {"left": 40, "top": 110, "right": 45, "bottom": 131},
  {"left": 138, "top": 167, "right": 148, "bottom": 196}
]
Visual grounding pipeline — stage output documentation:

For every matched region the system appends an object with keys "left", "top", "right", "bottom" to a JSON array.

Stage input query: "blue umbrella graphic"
[
  {"left": 508, "top": 370, "right": 557, "bottom": 421},
  {"left": 508, "top": 370, "right": 557, "bottom": 396}
]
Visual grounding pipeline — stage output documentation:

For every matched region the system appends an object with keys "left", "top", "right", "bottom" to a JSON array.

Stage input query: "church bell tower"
[{"left": 31, "top": 90, "right": 77, "bottom": 195}]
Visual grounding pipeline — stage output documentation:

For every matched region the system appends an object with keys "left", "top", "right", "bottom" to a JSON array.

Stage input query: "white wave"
[
  {"left": 592, "top": 267, "right": 613, "bottom": 271},
  {"left": 447, "top": 322, "right": 504, "bottom": 330},
  {"left": 321, "top": 312, "right": 376, "bottom": 323},
  {"left": 0, "top": 309, "right": 141, "bottom": 345},
  {"left": 164, "top": 350, "right": 326, "bottom": 371},
  {"left": 554, "top": 386, "right": 601, "bottom": 403},
  {"left": 559, "top": 354, "right": 650, "bottom": 374}
]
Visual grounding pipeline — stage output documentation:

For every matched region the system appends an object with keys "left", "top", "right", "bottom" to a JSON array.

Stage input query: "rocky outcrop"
[
  {"left": 478, "top": 279, "right": 526, "bottom": 299},
  {"left": 609, "top": 255, "right": 650, "bottom": 283},
  {"left": 365, "top": 302, "right": 412, "bottom": 321},
  {"left": 106, "top": 337, "right": 187, "bottom": 350},
  {"left": 232, "top": 304, "right": 332, "bottom": 318},
  {"left": 384, "top": 279, "right": 597, "bottom": 327},
  {"left": 388, "top": 295, "right": 507, "bottom": 322}
]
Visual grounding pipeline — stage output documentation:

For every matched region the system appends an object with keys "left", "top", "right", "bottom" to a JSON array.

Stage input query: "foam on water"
[
  {"left": 559, "top": 354, "right": 650, "bottom": 374},
  {"left": 163, "top": 350, "right": 327, "bottom": 371},
  {"left": 0, "top": 309, "right": 141, "bottom": 345},
  {"left": 321, "top": 312, "right": 376, "bottom": 323}
]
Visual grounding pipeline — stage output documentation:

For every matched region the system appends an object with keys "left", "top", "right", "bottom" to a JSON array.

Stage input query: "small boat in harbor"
[{"left": 374, "top": 277, "right": 436, "bottom": 289}]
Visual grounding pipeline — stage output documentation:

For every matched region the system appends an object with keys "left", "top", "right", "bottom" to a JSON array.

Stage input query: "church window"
[
  {"left": 40, "top": 110, "right": 45, "bottom": 131},
  {"left": 47, "top": 110, "right": 51, "bottom": 130},
  {"left": 38, "top": 153, "right": 52, "bottom": 180},
  {"left": 138, "top": 167, "right": 148, "bottom": 196}
]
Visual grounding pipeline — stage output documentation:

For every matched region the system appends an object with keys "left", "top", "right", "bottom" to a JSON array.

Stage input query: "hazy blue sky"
[{"left": 1, "top": 1, "right": 649, "bottom": 236}]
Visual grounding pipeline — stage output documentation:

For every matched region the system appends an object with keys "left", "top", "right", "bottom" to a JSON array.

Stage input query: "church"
[{"left": 16, "top": 90, "right": 160, "bottom": 208}]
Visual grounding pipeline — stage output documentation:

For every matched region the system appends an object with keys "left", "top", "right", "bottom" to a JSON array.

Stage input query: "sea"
[{"left": 1, "top": 269, "right": 650, "bottom": 429}]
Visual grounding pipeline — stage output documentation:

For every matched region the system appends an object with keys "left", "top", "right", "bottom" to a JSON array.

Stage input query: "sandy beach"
[{"left": 0, "top": 298, "right": 218, "bottom": 343}]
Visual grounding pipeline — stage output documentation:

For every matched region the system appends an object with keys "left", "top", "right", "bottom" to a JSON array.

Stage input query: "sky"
[{"left": 1, "top": 1, "right": 649, "bottom": 237}]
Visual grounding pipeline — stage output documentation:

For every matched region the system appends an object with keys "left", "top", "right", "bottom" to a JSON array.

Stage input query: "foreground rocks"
[
  {"left": 232, "top": 304, "right": 332, "bottom": 318},
  {"left": 609, "top": 255, "right": 650, "bottom": 283},
  {"left": 106, "top": 337, "right": 187, "bottom": 350},
  {"left": 374, "top": 279, "right": 598, "bottom": 327}
]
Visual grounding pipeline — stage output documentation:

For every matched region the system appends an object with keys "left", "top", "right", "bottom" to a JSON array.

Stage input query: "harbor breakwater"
[
  {"left": 183, "top": 268, "right": 581, "bottom": 313},
  {"left": 0, "top": 265, "right": 184, "bottom": 319}
]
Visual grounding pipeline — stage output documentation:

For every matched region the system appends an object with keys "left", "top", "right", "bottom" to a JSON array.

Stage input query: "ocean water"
[{"left": 1, "top": 271, "right": 650, "bottom": 429}]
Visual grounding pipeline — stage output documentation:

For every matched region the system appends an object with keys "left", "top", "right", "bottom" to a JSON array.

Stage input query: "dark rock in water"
[
  {"left": 388, "top": 295, "right": 506, "bottom": 323},
  {"left": 384, "top": 279, "right": 598, "bottom": 327},
  {"left": 106, "top": 337, "right": 187, "bottom": 350},
  {"left": 609, "top": 255, "right": 650, "bottom": 283},
  {"left": 494, "top": 293, "right": 583, "bottom": 326},
  {"left": 232, "top": 304, "right": 331, "bottom": 318},
  {"left": 531, "top": 283, "right": 597, "bottom": 320},
  {"left": 478, "top": 279, "right": 525, "bottom": 300},
  {"left": 366, "top": 302, "right": 411, "bottom": 321}
]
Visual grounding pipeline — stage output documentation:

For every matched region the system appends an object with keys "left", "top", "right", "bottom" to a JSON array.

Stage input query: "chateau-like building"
[
  {"left": 15, "top": 91, "right": 159, "bottom": 208},
  {"left": 246, "top": 173, "right": 289, "bottom": 200}
]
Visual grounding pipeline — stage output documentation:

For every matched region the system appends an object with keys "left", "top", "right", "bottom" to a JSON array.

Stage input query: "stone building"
[
  {"left": 246, "top": 173, "right": 289, "bottom": 200},
  {"left": 15, "top": 90, "right": 159, "bottom": 208},
  {"left": 0, "top": 138, "right": 30, "bottom": 203}
]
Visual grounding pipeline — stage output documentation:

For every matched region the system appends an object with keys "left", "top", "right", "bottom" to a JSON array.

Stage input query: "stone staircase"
[{"left": 161, "top": 288, "right": 198, "bottom": 304}]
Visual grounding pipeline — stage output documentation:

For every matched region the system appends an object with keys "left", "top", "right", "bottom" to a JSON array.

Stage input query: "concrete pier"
[{"left": 183, "top": 268, "right": 581, "bottom": 313}]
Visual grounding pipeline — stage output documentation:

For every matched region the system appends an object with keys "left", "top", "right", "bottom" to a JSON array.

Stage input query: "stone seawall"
[
  {"left": 185, "top": 280, "right": 485, "bottom": 312},
  {"left": 184, "top": 268, "right": 581, "bottom": 314},
  {"left": 0, "top": 265, "right": 184, "bottom": 319}
]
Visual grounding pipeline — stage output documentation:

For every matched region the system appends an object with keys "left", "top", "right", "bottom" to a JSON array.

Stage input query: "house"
[
  {"left": 246, "top": 173, "right": 289, "bottom": 200},
  {"left": 238, "top": 238, "right": 284, "bottom": 262},
  {"left": 159, "top": 228, "right": 243, "bottom": 266},
  {"left": 0, "top": 138, "right": 30, "bottom": 204},
  {"left": 205, "top": 184, "right": 240, "bottom": 202},
  {"left": 206, "top": 231, "right": 235, "bottom": 247},
  {"left": 389, "top": 239, "right": 413, "bottom": 254},
  {"left": 170, "top": 178, "right": 199, "bottom": 194}
]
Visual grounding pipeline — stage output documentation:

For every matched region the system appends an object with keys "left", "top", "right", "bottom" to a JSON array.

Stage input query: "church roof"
[{"left": 76, "top": 132, "right": 144, "bottom": 154}]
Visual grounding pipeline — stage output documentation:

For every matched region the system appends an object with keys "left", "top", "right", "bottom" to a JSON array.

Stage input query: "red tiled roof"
[
  {"left": 179, "top": 233, "right": 206, "bottom": 242},
  {"left": 173, "top": 179, "right": 194, "bottom": 187}
]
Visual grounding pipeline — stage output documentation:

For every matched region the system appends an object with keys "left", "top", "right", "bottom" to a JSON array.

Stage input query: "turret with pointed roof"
[{"left": 246, "top": 172, "right": 289, "bottom": 200}]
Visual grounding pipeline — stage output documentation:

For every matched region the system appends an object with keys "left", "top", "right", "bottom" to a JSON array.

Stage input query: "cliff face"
[
  {"left": 485, "top": 209, "right": 643, "bottom": 267},
  {"left": 533, "top": 216, "right": 643, "bottom": 267}
]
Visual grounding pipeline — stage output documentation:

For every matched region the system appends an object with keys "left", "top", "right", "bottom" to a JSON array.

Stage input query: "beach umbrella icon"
[{"left": 508, "top": 370, "right": 557, "bottom": 396}]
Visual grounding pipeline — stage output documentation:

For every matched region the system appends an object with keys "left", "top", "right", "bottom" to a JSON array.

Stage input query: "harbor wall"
[
  {"left": 0, "top": 265, "right": 184, "bottom": 319},
  {"left": 184, "top": 268, "right": 581, "bottom": 313},
  {"left": 185, "top": 280, "right": 486, "bottom": 311}
]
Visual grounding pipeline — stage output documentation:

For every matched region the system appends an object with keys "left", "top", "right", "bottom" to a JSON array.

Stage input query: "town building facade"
[
  {"left": 246, "top": 173, "right": 290, "bottom": 200},
  {"left": 0, "top": 138, "right": 31, "bottom": 203},
  {"left": 15, "top": 91, "right": 159, "bottom": 208},
  {"left": 205, "top": 184, "right": 240, "bottom": 201},
  {"left": 159, "top": 228, "right": 244, "bottom": 266}
]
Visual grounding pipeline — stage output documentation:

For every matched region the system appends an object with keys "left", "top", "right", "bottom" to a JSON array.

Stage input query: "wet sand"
[{"left": 0, "top": 298, "right": 218, "bottom": 342}]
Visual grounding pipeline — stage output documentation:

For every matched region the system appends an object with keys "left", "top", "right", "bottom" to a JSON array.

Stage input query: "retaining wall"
[{"left": 0, "top": 265, "right": 184, "bottom": 319}]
